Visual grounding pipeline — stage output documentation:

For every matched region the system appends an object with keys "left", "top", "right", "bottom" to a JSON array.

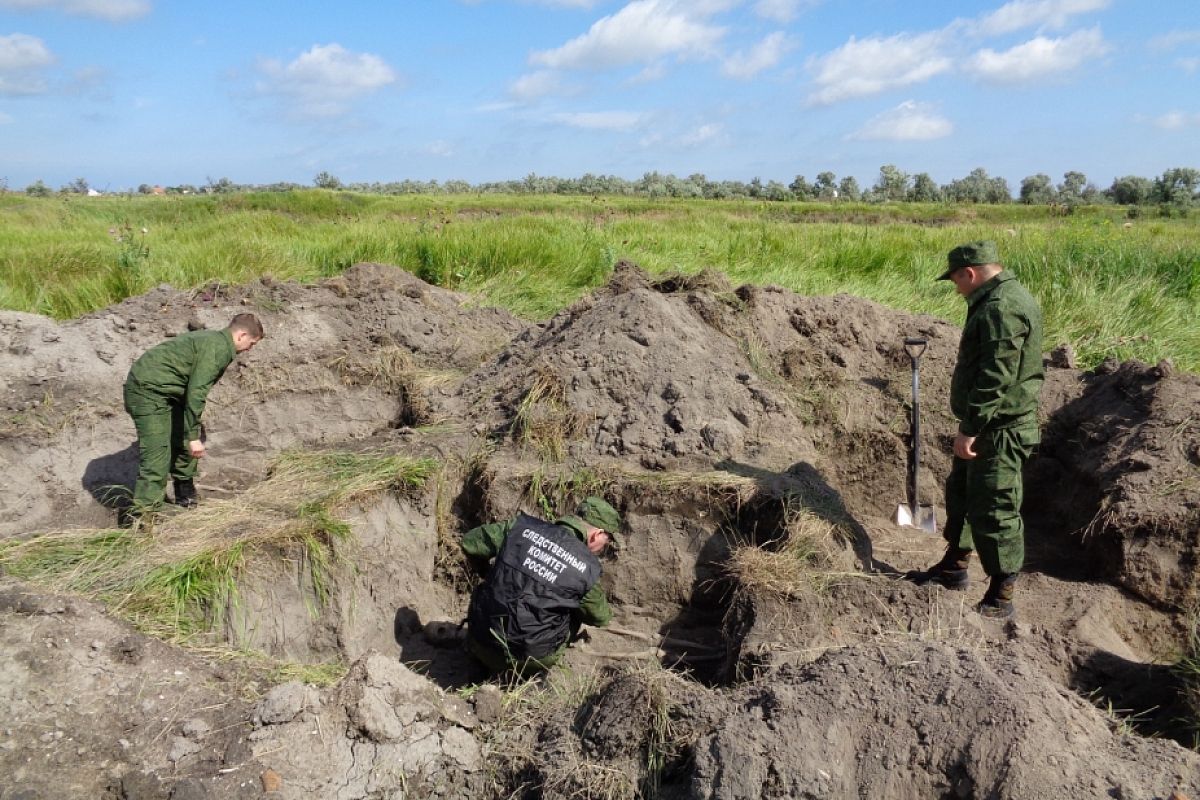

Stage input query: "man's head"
[
  {"left": 938, "top": 240, "right": 1002, "bottom": 297},
  {"left": 228, "top": 313, "right": 264, "bottom": 353},
  {"left": 577, "top": 496, "right": 621, "bottom": 555}
]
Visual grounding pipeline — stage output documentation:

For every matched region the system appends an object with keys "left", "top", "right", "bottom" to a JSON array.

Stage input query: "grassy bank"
[{"left": 1, "top": 191, "right": 1197, "bottom": 370}]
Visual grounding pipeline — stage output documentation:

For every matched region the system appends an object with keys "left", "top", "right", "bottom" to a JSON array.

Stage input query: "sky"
[{"left": 0, "top": 0, "right": 1197, "bottom": 192}]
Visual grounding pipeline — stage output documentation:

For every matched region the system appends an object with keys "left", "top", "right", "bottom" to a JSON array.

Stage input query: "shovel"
[{"left": 896, "top": 337, "right": 937, "bottom": 533}]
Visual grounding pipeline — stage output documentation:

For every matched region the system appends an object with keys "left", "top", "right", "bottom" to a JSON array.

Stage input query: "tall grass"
[{"left": 2, "top": 192, "right": 1196, "bottom": 370}]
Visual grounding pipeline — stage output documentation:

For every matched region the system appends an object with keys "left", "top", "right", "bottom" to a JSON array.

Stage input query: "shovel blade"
[{"left": 896, "top": 503, "right": 937, "bottom": 534}]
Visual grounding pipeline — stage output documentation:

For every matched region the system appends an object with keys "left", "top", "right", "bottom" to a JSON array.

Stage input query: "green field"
[{"left": 2, "top": 191, "right": 1197, "bottom": 371}]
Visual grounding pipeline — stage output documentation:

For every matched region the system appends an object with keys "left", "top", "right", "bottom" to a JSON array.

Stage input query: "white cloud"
[
  {"left": 966, "top": 27, "right": 1109, "bottom": 83},
  {"left": 807, "top": 31, "right": 950, "bottom": 105},
  {"left": 721, "top": 31, "right": 792, "bottom": 79},
  {"left": 977, "top": 0, "right": 1109, "bottom": 36},
  {"left": 424, "top": 140, "right": 455, "bottom": 157},
  {"left": 0, "top": 33, "right": 54, "bottom": 95},
  {"left": 256, "top": 44, "right": 397, "bottom": 119},
  {"left": 753, "top": 0, "right": 818, "bottom": 24},
  {"left": 530, "top": 0, "right": 726, "bottom": 70},
  {"left": 0, "top": 0, "right": 151, "bottom": 21},
  {"left": 509, "top": 70, "right": 572, "bottom": 102},
  {"left": 679, "top": 122, "right": 722, "bottom": 145},
  {"left": 1148, "top": 29, "right": 1200, "bottom": 52},
  {"left": 629, "top": 62, "right": 668, "bottom": 84},
  {"left": 849, "top": 100, "right": 952, "bottom": 141},
  {"left": 0, "top": 111, "right": 12, "bottom": 124},
  {"left": 1177, "top": 57, "right": 1200, "bottom": 74},
  {"left": 548, "top": 110, "right": 645, "bottom": 131},
  {"left": 1153, "top": 111, "right": 1200, "bottom": 130}
]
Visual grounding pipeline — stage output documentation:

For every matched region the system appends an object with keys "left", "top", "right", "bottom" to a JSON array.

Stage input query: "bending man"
[{"left": 123, "top": 313, "right": 263, "bottom": 520}]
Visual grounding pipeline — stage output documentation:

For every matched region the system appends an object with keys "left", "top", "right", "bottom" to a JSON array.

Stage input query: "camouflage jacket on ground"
[
  {"left": 950, "top": 271, "right": 1044, "bottom": 438},
  {"left": 125, "top": 329, "right": 236, "bottom": 441},
  {"left": 461, "top": 514, "right": 613, "bottom": 627}
]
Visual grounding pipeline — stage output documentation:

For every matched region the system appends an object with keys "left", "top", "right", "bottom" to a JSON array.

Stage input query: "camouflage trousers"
[
  {"left": 123, "top": 378, "right": 198, "bottom": 510},
  {"left": 943, "top": 425, "right": 1037, "bottom": 576}
]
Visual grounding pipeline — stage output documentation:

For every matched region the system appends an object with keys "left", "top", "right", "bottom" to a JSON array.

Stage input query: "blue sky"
[{"left": 1, "top": 0, "right": 1196, "bottom": 191}]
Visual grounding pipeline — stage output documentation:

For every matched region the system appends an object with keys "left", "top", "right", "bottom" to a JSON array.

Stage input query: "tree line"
[{"left": 9, "top": 166, "right": 1199, "bottom": 212}]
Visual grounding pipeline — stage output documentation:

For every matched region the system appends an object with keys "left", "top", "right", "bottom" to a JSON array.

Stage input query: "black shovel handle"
[{"left": 903, "top": 338, "right": 927, "bottom": 512}]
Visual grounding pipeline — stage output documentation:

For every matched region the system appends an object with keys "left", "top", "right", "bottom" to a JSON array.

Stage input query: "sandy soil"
[{"left": 1, "top": 261, "right": 1198, "bottom": 799}]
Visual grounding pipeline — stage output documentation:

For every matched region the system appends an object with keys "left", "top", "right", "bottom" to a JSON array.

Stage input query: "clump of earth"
[{"left": 1, "top": 261, "right": 1198, "bottom": 799}]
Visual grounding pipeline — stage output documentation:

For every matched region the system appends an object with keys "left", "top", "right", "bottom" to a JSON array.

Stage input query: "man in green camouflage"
[
  {"left": 461, "top": 496, "right": 620, "bottom": 678},
  {"left": 122, "top": 314, "right": 264, "bottom": 522},
  {"left": 914, "top": 241, "right": 1043, "bottom": 617}
]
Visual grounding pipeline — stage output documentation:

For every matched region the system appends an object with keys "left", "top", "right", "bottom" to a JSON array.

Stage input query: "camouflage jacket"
[
  {"left": 126, "top": 329, "right": 236, "bottom": 441},
  {"left": 950, "top": 271, "right": 1044, "bottom": 439}
]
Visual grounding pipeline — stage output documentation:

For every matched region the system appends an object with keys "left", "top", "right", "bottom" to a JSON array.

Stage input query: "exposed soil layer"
[{"left": 2, "top": 261, "right": 1199, "bottom": 798}]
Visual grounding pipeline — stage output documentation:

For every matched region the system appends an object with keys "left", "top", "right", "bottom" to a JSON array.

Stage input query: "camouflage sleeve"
[
  {"left": 183, "top": 340, "right": 232, "bottom": 441},
  {"left": 460, "top": 519, "right": 514, "bottom": 566},
  {"left": 960, "top": 302, "right": 1029, "bottom": 437},
  {"left": 577, "top": 583, "right": 613, "bottom": 628}
]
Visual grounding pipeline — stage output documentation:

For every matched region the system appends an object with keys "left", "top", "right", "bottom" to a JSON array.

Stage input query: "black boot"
[
  {"left": 173, "top": 479, "right": 198, "bottom": 508},
  {"left": 976, "top": 573, "right": 1018, "bottom": 618},
  {"left": 911, "top": 546, "right": 972, "bottom": 590}
]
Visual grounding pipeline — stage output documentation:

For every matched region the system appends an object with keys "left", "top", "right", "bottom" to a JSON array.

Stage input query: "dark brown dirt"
[{"left": 2, "top": 260, "right": 1199, "bottom": 798}]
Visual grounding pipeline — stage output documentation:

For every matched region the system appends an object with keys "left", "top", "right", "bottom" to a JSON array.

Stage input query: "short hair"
[{"left": 228, "top": 313, "right": 264, "bottom": 339}]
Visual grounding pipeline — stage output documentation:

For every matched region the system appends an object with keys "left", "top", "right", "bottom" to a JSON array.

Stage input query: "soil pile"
[
  {"left": 0, "top": 263, "right": 522, "bottom": 536},
  {"left": 2, "top": 260, "right": 1200, "bottom": 798}
]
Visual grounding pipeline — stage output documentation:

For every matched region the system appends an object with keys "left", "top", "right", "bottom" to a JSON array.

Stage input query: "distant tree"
[
  {"left": 1057, "top": 171, "right": 1088, "bottom": 205},
  {"left": 1154, "top": 167, "right": 1200, "bottom": 207},
  {"left": 873, "top": 164, "right": 909, "bottom": 202},
  {"left": 788, "top": 175, "right": 814, "bottom": 200},
  {"left": 837, "top": 176, "right": 861, "bottom": 202},
  {"left": 205, "top": 176, "right": 235, "bottom": 194},
  {"left": 136, "top": 183, "right": 154, "bottom": 195},
  {"left": 63, "top": 177, "right": 89, "bottom": 194},
  {"left": 763, "top": 180, "right": 791, "bottom": 201},
  {"left": 908, "top": 172, "right": 941, "bottom": 202},
  {"left": 313, "top": 171, "right": 342, "bottom": 190},
  {"left": 1019, "top": 174, "right": 1055, "bottom": 204},
  {"left": 814, "top": 171, "right": 838, "bottom": 200},
  {"left": 1106, "top": 175, "right": 1154, "bottom": 205},
  {"left": 25, "top": 180, "right": 51, "bottom": 197},
  {"left": 944, "top": 167, "right": 1011, "bottom": 204}
]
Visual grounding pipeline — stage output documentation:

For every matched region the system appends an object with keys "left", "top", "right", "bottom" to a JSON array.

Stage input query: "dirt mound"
[
  {"left": 691, "top": 640, "right": 1200, "bottom": 799},
  {"left": 0, "top": 579, "right": 488, "bottom": 800},
  {"left": 3, "top": 260, "right": 1200, "bottom": 798},
  {"left": 1030, "top": 359, "right": 1200, "bottom": 609},
  {"left": 0, "top": 263, "right": 522, "bottom": 536}
]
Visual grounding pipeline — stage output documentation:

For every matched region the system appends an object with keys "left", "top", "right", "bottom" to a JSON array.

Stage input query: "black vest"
[{"left": 468, "top": 513, "right": 602, "bottom": 660}]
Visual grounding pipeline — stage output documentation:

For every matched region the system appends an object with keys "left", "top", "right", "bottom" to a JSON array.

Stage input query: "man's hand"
[
  {"left": 953, "top": 433, "right": 977, "bottom": 460},
  {"left": 188, "top": 439, "right": 206, "bottom": 459}
]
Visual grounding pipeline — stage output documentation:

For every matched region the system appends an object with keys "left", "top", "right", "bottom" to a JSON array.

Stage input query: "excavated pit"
[{"left": 2, "top": 260, "right": 1200, "bottom": 798}]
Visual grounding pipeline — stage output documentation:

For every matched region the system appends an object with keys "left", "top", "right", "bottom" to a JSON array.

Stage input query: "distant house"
[
  {"left": 87, "top": 188, "right": 102, "bottom": 196},
  {"left": 152, "top": 185, "right": 166, "bottom": 196}
]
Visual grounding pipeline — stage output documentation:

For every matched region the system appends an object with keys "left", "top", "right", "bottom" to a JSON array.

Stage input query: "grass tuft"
[
  {"left": 0, "top": 449, "right": 438, "bottom": 642},
  {"left": 511, "top": 366, "right": 587, "bottom": 461}
]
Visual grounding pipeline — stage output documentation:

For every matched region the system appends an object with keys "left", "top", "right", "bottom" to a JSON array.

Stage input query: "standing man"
[
  {"left": 123, "top": 314, "right": 264, "bottom": 521},
  {"left": 461, "top": 496, "right": 621, "bottom": 678},
  {"left": 914, "top": 241, "right": 1043, "bottom": 617}
]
